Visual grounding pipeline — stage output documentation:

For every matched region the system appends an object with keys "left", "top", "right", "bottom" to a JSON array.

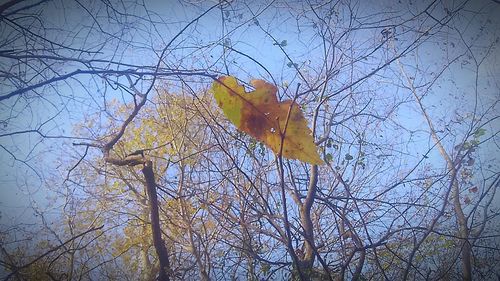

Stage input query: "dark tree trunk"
[{"left": 143, "top": 160, "right": 171, "bottom": 281}]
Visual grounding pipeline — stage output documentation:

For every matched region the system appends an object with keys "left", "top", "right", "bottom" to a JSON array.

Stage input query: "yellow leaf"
[{"left": 211, "top": 76, "right": 323, "bottom": 165}]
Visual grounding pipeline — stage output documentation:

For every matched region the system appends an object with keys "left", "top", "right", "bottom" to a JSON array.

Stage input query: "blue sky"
[
  {"left": 1, "top": 0, "right": 499, "bottom": 221},
  {"left": 0, "top": 2, "right": 499, "bottom": 276}
]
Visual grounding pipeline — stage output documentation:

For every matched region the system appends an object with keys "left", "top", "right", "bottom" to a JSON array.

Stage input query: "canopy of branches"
[{"left": 0, "top": 1, "right": 498, "bottom": 281}]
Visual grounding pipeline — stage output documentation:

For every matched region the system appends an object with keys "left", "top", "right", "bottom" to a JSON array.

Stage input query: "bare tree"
[{"left": 1, "top": 0, "right": 498, "bottom": 280}]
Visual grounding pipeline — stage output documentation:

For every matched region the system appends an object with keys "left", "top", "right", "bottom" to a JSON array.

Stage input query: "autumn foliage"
[{"left": 211, "top": 76, "right": 323, "bottom": 165}]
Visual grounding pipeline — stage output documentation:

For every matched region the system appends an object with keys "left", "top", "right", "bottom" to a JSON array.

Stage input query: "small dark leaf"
[
  {"left": 464, "top": 196, "right": 471, "bottom": 205},
  {"left": 474, "top": 128, "right": 486, "bottom": 138},
  {"left": 325, "top": 153, "right": 333, "bottom": 163},
  {"left": 326, "top": 138, "right": 333, "bottom": 148}
]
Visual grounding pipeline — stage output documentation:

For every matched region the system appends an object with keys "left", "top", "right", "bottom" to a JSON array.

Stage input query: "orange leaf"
[{"left": 211, "top": 76, "right": 323, "bottom": 165}]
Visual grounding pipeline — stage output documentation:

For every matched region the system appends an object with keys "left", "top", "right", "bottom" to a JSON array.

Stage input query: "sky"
[{"left": 0, "top": 0, "right": 499, "bottom": 270}]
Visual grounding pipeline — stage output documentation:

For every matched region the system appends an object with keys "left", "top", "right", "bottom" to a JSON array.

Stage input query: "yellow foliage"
[{"left": 211, "top": 76, "right": 323, "bottom": 165}]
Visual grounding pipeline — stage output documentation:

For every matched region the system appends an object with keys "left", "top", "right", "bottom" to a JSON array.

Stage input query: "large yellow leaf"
[{"left": 211, "top": 76, "right": 323, "bottom": 165}]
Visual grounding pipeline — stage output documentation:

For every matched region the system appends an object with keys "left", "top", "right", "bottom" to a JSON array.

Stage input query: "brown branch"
[
  {"left": 396, "top": 50, "right": 472, "bottom": 281},
  {"left": 0, "top": 0, "right": 24, "bottom": 15},
  {"left": 0, "top": 69, "right": 215, "bottom": 102},
  {"left": 142, "top": 160, "right": 171, "bottom": 281},
  {"left": 276, "top": 83, "right": 306, "bottom": 280}
]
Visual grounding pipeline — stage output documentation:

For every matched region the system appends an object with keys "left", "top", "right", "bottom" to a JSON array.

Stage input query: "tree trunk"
[
  {"left": 397, "top": 56, "right": 472, "bottom": 281},
  {"left": 143, "top": 160, "right": 171, "bottom": 281}
]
